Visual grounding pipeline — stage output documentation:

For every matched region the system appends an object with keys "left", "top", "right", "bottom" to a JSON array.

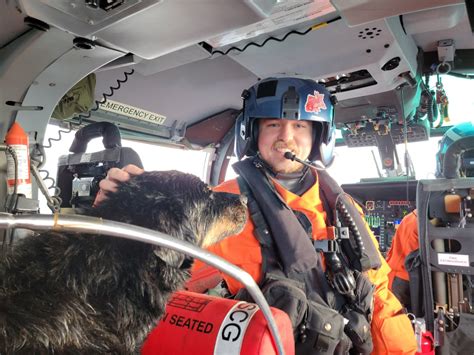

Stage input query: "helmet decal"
[{"left": 304, "top": 91, "right": 327, "bottom": 114}]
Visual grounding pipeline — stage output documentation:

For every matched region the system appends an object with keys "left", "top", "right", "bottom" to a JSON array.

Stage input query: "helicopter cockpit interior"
[{"left": 1, "top": 1, "right": 474, "bottom": 353}]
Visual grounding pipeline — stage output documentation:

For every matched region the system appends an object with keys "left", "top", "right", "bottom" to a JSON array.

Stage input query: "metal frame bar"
[{"left": 0, "top": 213, "right": 285, "bottom": 355}]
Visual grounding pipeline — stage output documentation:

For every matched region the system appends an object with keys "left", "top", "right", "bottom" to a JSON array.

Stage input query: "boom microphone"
[{"left": 284, "top": 151, "right": 325, "bottom": 170}]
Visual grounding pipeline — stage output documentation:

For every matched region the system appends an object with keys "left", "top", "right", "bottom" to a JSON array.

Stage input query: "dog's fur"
[{"left": 0, "top": 171, "right": 247, "bottom": 354}]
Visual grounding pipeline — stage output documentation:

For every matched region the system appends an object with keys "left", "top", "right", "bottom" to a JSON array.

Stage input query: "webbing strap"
[
  {"left": 237, "top": 176, "right": 278, "bottom": 277},
  {"left": 318, "top": 170, "right": 382, "bottom": 271},
  {"left": 233, "top": 159, "right": 318, "bottom": 275},
  {"left": 58, "top": 147, "right": 121, "bottom": 167}
]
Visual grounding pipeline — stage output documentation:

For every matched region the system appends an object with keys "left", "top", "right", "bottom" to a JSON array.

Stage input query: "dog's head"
[{"left": 93, "top": 171, "right": 247, "bottom": 267}]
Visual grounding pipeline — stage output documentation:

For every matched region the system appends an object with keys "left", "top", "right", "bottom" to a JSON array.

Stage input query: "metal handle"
[{"left": 0, "top": 213, "right": 285, "bottom": 355}]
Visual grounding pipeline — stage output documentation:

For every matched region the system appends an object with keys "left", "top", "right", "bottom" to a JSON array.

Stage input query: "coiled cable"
[
  {"left": 335, "top": 194, "right": 364, "bottom": 257},
  {"left": 211, "top": 17, "right": 341, "bottom": 57},
  {"left": 34, "top": 146, "right": 58, "bottom": 192}
]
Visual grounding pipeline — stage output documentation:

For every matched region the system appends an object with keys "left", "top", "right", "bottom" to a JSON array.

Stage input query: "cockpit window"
[
  {"left": 328, "top": 74, "right": 473, "bottom": 184},
  {"left": 39, "top": 125, "right": 210, "bottom": 213},
  {"left": 438, "top": 74, "right": 474, "bottom": 126}
]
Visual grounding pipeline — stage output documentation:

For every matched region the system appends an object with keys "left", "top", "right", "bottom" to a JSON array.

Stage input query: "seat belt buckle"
[{"left": 314, "top": 239, "right": 338, "bottom": 253}]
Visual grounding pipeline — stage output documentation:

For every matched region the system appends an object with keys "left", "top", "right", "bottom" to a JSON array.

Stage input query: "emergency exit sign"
[{"left": 100, "top": 99, "right": 166, "bottom": 125}]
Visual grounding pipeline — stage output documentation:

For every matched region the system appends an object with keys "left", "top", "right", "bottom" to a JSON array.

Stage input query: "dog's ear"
[{"left": 153, "top": 248, "right": 185, "bottom": 268}]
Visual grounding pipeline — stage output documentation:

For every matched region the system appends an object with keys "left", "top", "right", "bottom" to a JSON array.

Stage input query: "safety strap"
[
  {"left": 236, "top": 175, "right": 334, "bottom": 304},
  {"left": 236, "top": 158, "right": 381, "bottom": 272},
  {"left": 237, "top": 176, "right": 277, "bottom": 278},
  {"left": 233, "top": 158, "right": 319, "bottom": 275},
  {"left": 318, "top": 170, "right": 382, "bottom": 271}
]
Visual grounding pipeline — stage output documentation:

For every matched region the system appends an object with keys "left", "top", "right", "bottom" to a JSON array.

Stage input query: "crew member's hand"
[{"left": 93, "top": 164, "right": 144, "bottom": 206}]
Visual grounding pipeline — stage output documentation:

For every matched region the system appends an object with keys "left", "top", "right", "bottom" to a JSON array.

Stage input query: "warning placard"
[
  {"left": 99, "top": 99, "right": 166, "bottom": 125},
  {"left": 438, "top": 253, "right": 470, "bottom": 267},
  {"left": 207, "top": 0, "right": 335, "bottom": 48}
]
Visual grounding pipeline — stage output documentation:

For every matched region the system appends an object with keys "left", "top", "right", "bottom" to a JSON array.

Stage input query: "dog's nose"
[{"left": 239, "top": 194, "right": 248, "bottom": 205}]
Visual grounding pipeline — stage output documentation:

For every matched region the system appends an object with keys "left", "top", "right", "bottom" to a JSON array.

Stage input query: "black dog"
[{"left": 0, "top": 171, "right": 247, "bottom": 354}]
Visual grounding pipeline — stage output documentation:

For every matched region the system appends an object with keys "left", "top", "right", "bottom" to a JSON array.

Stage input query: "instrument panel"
[
  {"left": 364, "top": 199, "right": 415, "bottom": 252},
  {"left": 341, "top": 179, "right": 418, "bottom": 253}
]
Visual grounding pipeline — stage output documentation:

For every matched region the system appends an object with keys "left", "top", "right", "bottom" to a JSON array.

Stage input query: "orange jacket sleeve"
[
  {"left": 367, "top": 256, "right": 417, "bottom": 354},
  {"left": 386, "top": 210, "right": 420, "bottom": 285},
  {"left": 352, "top": 203, "right": 417, "bottom": 354}
]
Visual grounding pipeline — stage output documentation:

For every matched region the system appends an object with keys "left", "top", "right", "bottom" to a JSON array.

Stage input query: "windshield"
[{"left": 329, "top": 74, "right": 473, "bottom": 184}]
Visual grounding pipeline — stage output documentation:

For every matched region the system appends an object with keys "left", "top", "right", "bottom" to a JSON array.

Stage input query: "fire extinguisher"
[{"left": 5, "top": 122, "right": 32, "bottom": 199}]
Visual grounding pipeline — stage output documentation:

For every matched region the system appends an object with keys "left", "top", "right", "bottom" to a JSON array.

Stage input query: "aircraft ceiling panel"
[
  {"left": 228, "top": 16, "right": 418, "bottom": 101},
  {"left": 330, "top": 0, "right": 464, "bottom": 27},
  {"left": 17, "top": 0, "right": 269, "bottom": 60},
  {"left": 94, "top": 55, "right": 257, "bottom": 129},
  {"left": 0, "top": 1, "right": 28, "bottom": 48},
  {"left": 410, "top": 11, "right": 474, "bottom": 52}
]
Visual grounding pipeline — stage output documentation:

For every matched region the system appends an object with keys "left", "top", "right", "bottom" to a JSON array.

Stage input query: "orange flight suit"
[
  {"left": 194, "top": 173, "right": 417, "bottom": 354},
  {"left": 386, "top": 210, "right": 419, "bottom": 304}
]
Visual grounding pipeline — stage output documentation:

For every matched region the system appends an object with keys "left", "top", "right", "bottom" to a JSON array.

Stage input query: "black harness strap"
[
  {"left": 237, "top": 176, "right": 278, "bottom": 277},
  {"left": 236, "top": 175, "right": 335, "bottom": 307},
  {"left": 233, "top": 158, "right": 318, "bottom": 275},
  {"left": 317, "top": 170, "right": 382, "bottom": 271}
]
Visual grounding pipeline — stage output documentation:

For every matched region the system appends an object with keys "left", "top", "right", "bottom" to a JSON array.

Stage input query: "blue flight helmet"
[
  {"left": 235, "top": 77, "right": 336, "bottom": 167},
  {"left": 435, "top": 122, "right": 474, "bottom": 178}
]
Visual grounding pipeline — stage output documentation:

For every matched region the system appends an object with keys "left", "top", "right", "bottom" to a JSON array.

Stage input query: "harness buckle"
[{"left": 314, "top": 239, "right": 338, "bottom": 253}]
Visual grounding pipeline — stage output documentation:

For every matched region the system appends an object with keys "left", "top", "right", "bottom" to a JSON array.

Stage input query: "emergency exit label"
[
  {"left": 438, "top": 253, "right": 470, "bottom": 267},
  {"left": 99, "top": 99, "right": 166, "bottom": 125}
]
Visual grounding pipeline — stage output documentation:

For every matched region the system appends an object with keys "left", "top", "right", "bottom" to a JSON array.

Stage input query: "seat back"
[{"left": 56, "top": 121, "right": 143, "bottom": 209}]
